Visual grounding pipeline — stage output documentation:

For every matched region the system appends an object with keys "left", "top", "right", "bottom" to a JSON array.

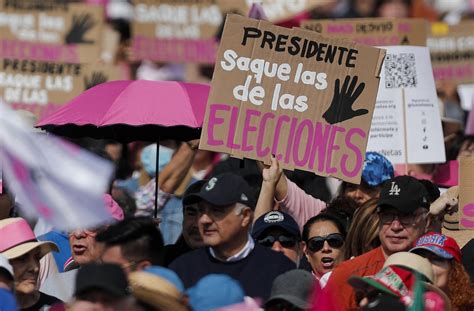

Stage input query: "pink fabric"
[
  {"left": 466, "top": 108, "right": 474, "bottom": 135},
  {"left": 276, "top": 177, "right": 327, "bottom": 230},
  {"left": 37, "top": 81, "right": 209, "bottom": 129},
  {"left": 432, "top": 160, "right": 458, "bottom": 187},
  {"left": 103, "top": 194, "right": 124, "bottom": 221},
  {"left": 0, "top": 219, "right": 36, "bottom": 252}
]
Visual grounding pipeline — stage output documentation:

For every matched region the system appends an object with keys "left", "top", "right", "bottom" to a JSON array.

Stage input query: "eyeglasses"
[
  {"left": 377, "top": 210, "right": 427, "bottom": 226},
  {"left": 257, "top": 235, "right": 298, "bottom": 248},
  {"left": 307, "top": 233, "right": 344, "bottom": 252}
]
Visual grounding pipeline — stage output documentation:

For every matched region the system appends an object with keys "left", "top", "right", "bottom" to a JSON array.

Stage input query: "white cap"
[{"left": 0, "top": 254, "right": 13, "bottom": 278}]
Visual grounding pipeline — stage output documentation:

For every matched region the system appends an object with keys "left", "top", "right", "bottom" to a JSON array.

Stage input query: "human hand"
[
  {"left": 261, "top": 156, "right": 282, "bottom": 185},
  {"left": 65, "top": 14, "right": 96, "bottom": 44},
  {"left": 430, "top": 186, "right": 459, "bottom": 216},
  {"left": 84, "top": 72, "right": 108, "bottom": 90},
  {"left": 322, "top": 75, "right": 367, "bottom": 124}
]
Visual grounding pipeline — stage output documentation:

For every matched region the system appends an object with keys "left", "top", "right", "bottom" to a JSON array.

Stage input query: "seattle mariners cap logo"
[
  {"left": 264, "top": 211, "right": 284, "bottom": 223},
  {"left": 205, "top": 177, "right": 217, "bottom": 191},
  {"left": 241, "top": 193, "right": 248, "bottom": 202}
]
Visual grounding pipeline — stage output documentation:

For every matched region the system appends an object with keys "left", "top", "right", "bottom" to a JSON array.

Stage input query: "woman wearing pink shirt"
[{"left": 255, "top": 152, "right": 394, "bottom": 230}]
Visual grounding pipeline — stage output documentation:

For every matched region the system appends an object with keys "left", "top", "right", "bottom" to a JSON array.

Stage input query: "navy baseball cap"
[
  {"left": 183, "top": 173, "right": 256, "bottom": 210},
  {"left": 252, "top": 211, "right": 301, "bottom": 239},
  {"left": 377, "top": 176, "right": 430, "bottom": 214}
]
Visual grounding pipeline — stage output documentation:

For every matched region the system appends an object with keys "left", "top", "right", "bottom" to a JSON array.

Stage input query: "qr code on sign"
[{"left": 384, "top": 53, "right": 417, "bottom": 89}]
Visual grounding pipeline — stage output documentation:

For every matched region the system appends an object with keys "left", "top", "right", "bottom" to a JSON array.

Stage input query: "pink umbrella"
[
  {"left": 37, "top": 80, "right": 209, "bottom": 142},
  {"left": 37, "top": 80, "right": 210, "bottom": 217}
]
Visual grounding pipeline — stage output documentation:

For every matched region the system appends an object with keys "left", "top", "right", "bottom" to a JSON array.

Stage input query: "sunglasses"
[
  {"left": 257, "top": 235, "right": 298, "bottom": 248},
  {"left": 377, "top": 210, "right": 426, "bottom": 226},
  {"left": 307, "top": 233, "right": 344, "bottom": 252}
]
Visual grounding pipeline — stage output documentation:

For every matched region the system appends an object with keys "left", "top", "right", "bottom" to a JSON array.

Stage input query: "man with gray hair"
[{"left": 170, "top": 173, "right": 295, "bottom": 300}]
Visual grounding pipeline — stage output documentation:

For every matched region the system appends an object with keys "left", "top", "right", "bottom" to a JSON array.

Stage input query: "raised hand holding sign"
[
  {"left": 323, "top": 75, "right": 367, "bottom": 124},
  {"left": 65, "top": 13, "right": 96, "bottom": 44}
]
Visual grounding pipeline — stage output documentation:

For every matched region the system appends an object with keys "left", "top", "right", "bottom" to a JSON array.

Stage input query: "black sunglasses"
[
  {"left": 257, "top": 235, "right": 298, "bottom": 248},
  {"left": 307, "top": 233, "right": 344, "bottom": 252}
]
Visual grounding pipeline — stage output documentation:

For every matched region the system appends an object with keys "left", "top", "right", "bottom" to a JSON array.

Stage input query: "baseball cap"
[
  {"left": 183, "top": 173, "right": 256, "bottom": 210},
  {"left": 187, "top": 274, "right": 245, "bottom": 311},
  {"left": 265, "top": 269, "right": 315, "bottom": 309},
  {"left": 251, "top": 211, "right": 301, "bottom": 240},
  {"left": 362, "top": 152, "right": 394, "bottom": 187},
  {"left": 74, "top": 263, "right": 130, "bottom": 298},
  {"left": 410, "top": 232, "right": 461, "bottom": 262},
  {"left": 377, "top": 176, "right": 430, "bottom": 213}
]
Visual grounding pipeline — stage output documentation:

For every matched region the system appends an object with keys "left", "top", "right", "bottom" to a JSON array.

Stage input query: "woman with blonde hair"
[{"left": 344, "top": 199, "right": 380, "bottom": 259}]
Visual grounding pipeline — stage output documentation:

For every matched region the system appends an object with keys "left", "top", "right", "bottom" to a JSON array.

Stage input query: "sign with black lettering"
[
  {"left": 428, "top": 21, "right": 474, "bottom": 84},
  {"left": 199, "top": 14, "right": 386, "bottom": 184},
  {"left": 366, "top": 46, "right": 445, "bottom": 165},
  {"left": 0, "top": 59, "right": 121, "bottom": 119},
  {"left": 0, "top": 1, "right": 104, "bottom": 63},
  {"left": 131, "top": 0, "right": 326, "bottom": 63},
  {"left": 302, "top": 18, "right": 427, "bottom": 46}
]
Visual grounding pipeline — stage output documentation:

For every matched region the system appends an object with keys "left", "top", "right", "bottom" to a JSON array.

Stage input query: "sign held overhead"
[{"left": 200, "top": 15, "right": 386, "bottom": 184}]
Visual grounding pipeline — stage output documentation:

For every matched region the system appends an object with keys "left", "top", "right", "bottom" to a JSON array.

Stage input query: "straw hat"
[
  {"left": 128, "top": 271, "right": 187, "bottom": 311},
  {"left": 0, "top": 218, "right": 58, "bottom": 260}
]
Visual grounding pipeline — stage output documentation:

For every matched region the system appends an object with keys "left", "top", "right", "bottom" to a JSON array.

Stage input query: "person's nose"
[
  {"left": 390, "top": 217, "right": 404, "bottom": 231},
  {"left": 27, "top": 255, "right": 40, "bottom": 273},
  {"left": 71, "top": 229, "right": 87, "bottom": 239},
  {"left": 198, "top": 211, "right": 213, "bottom": 225},
  {"left": 271, "top": 241, "right": 284, "bottom": 252},
  {"left": 321, "top": 241, "right": 332, "bottom": 253}
]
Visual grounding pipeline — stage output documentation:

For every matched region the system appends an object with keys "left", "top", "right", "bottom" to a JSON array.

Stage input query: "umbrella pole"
[{"left": 154, "top": 140, "right": 160, "bottom": 219}]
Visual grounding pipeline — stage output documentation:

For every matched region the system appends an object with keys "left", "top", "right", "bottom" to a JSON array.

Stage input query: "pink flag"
[{"left": 0, "top": 102, "right": 114, "bottom": 230}]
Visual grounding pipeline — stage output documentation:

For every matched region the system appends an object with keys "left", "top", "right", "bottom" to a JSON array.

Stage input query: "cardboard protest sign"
[
  {"left": 428, "top": 22, "right": 474, "bottom": 84},
  {"left": 366, "top": 46, "right": 445, "bottom": 165},
  {"left": 199, "top": 14, "right": 385, "bottom": 184},
  {"left": 220, "top": 0, "right": 326, "bottom": 23},
  {"left": 132, "top": 0, "right": 223, "bottom": 63},
  {"left": 302, "top": 18, "right": 427, "bottom": 46},
  {"left": 0, "top": 1, "right": 104, "bottom": 63},
  {"left": 459, "top": 156, "right": 474, "bottom": 229},
  {"left": 0, "top": 58, "right": 122, "bottom": 119},
  {"left": 131, "top": 0, "right": 327, "bottom": 63}
]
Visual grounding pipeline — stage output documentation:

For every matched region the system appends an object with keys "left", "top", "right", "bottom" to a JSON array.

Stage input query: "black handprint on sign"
[
  {"left": 322, "top": 75, "right": 367, "bottom": 125},
  {"left": 84, "top": 72, "right": 108, "bottom": 90},
  {"left": 65, "top": 13, "right": 96, "bottom": 44}
]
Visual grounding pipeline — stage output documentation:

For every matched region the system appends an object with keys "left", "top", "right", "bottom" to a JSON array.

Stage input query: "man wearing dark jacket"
[{"left": 169, "top": 173, "right": 295, "bottom": 300}]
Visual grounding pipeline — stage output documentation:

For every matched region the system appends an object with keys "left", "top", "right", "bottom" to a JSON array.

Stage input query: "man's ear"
[
  {"left": 298, "top": 241, "right": 305, "bottom": 256},
  {"left": 241, "top": 208, "right": 253, "bottom": 228}
]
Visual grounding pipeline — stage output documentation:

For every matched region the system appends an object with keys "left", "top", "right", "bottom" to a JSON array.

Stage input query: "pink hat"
[
  {"left": 103, "top": 194, "right": 124, "bottom": 221},
  {"left": 0, "top": 218, "right": 58, "bottom": 260}
]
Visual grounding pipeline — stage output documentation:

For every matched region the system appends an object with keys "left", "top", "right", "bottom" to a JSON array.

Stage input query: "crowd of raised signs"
[{"left": 1, "top": 0, "right": 474, "bottom": 311}]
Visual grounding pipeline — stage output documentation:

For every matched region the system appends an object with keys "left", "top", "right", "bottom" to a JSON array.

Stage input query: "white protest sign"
[
  {"left": 367, "top": 46, "right": 445, "bottom": 164},
  {"left": 458, "top": 84, "right": 474, "bottom": 111}
]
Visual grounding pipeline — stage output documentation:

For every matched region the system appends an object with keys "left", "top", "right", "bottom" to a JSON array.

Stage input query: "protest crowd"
[{"left": 1, "top": 0, "right": 474, "bottom": 310}]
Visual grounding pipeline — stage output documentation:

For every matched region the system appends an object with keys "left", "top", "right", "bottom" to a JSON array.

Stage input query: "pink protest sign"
[
  {"left": 459, "top": 156, "right": 474, "bottom": 229},
  {"left": 302, "top": 18, "right": 427, "bottom": 47},
  {"left": 428, "top": 22, "right": 474, "bottom": 84},
  {"left": 131, "top": 1, "right": 222, "bottom": 64},
  {"left": 200, "top": 15, "right": 386, "bottom": 184}
]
